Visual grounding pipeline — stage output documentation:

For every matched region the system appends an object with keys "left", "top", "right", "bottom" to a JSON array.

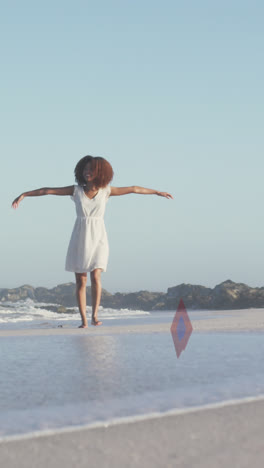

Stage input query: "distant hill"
[{"left": 1, "top": 280, "right": 264, "bottom": 311}]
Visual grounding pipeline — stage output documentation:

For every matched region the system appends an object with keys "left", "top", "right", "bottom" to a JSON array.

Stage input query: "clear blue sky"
[{"left": 1, "top": 1, "right": 264, "bottom": 294}]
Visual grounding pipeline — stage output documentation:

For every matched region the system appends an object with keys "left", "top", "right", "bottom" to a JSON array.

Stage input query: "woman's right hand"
[{"left": 12, "top": 194, "right": 25, "bottom": 209}]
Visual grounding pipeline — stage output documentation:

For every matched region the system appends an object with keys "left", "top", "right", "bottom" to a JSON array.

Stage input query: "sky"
[{"left": 1, "top": 0, "right": 264, "bottom": 294}]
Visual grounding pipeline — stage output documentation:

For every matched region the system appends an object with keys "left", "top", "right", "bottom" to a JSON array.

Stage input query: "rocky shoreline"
[{"left": 1, "top": 279, "right": 264, "bottom": 312}]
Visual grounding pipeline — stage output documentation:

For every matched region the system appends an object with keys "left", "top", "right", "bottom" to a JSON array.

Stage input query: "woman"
[{"left": 12, "top": 155, "right": 173, "bottom": 328}]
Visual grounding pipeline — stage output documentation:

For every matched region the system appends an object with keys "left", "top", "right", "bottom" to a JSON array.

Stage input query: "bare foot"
[
  {"left": 78, "top": 324, "right": 88, "bottom": 328},
  {"left": 91, "top": 319, "right": 102, "bottom": 326}
]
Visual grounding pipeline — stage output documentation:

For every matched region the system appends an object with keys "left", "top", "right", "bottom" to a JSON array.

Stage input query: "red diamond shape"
[{"left": 170, "top": 298, "right": 193, "bottom": 358}]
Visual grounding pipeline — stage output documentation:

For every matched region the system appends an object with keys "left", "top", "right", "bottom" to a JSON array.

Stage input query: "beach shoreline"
[
  {"left": 1, "top": 396, "right": 264, "bottom": 467},
  {"left": 0, "top": 307, "right": 264, "bottom": 336},
  {"left": 1, "top": 309, "right": 264, "bottom": 467}
]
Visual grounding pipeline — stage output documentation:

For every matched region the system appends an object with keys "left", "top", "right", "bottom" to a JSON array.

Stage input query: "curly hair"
[{"left": 74, "top": 155, "right": 114, "bottom": 188}]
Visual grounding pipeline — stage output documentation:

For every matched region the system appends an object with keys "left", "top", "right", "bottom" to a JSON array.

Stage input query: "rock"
[
  {"left": 38, "top": 305, "right": 77, "bottom": 314},
  {"left": 1, "top": 280, "right": 264, "bottom": 310},
  {"left": 0, "top": 285, "right": 35, "bottom": 303}
]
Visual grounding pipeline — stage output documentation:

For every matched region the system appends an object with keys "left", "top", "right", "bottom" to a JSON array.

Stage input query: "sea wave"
[{"left": 0, "top": 298, "right": 150, "bottom": 328}]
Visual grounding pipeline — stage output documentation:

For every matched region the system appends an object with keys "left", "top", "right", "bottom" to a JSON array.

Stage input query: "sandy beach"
[{"left": 0, "top": 308, "right": 264, "bottom": 467}]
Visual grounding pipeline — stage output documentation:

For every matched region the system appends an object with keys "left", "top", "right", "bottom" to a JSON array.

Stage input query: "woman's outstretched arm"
[
  {"left": 11, "top": 186, "right": 74, "bottom": 209},
  {"left": 110, "top": 186, "right": 173, "bottom": 199}
]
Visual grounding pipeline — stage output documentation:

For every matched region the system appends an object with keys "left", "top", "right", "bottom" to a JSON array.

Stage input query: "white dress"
[{"left": 65, "top": 184, "right": 111, "bottom": 273}]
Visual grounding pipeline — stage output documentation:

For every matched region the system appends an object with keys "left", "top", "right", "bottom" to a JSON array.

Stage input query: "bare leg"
[
  {"left": 90, "top": 268, "right": 103, "bottom": 325},
  {"left": 75, "top": 273, "right": 88, "bottom": 328}
]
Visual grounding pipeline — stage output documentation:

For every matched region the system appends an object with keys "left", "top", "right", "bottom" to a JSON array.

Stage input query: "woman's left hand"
[{"left": 156, "top": 191, "right": 173, "bottom": 199}]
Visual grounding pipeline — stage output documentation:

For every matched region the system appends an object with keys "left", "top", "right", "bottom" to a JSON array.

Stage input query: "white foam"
[
  {"left": 1, "top": 393, "right": 264, "bottom": 443},
  {"left": 0, "top": 298, "right": 150, "bottom": 327}
]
